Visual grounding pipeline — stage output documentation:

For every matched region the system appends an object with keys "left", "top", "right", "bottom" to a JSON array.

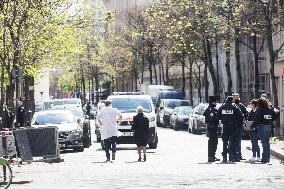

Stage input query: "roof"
[{"left": 34, "top": 109, "right": 72, "bottom": 116}]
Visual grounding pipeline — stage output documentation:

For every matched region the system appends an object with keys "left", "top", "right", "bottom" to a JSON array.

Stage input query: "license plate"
[{"left": 122, "top": 132, "right": 134, "bottom": 136}]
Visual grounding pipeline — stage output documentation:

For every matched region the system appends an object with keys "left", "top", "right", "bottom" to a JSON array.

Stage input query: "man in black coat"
[
  {"left": 132, "top": 106, "right": 149, "bottom": 161},
  {"left": 203, "top": 96, "right": 220, "bottom": 162},
  {"left": 218, "top": 96, "right": 244, "bottom": 162},
  {"left": 233, "top": 93, "right": 248, "bottom": 160},
  {"left": 17, "top": 101, "right": 26, "bottom": 127}
]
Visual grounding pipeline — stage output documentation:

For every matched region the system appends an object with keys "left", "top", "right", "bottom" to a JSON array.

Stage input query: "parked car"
[
  {"left": 49, "top": 105, "right": 92, "bottom": 148},
  {"left": 35, "top": 102, "right": 44, "bottom": 112},
  {"left": 44, "top": 98, "right": 82, "bottom": 110},
  {"left": 90, "top": 105, "right": 97, "bottom": 119},
  {"left": 157, "top": 99, "right": 190, "bottom": 128},
  {"left": 170, "top": 106, "right": 193, "bottom": 131},
  {"left": 188, "top": 103, "right": 208, "bottom": 135},
  {"left": 31, "top": 110, "right": 85, "bottom": 152}
]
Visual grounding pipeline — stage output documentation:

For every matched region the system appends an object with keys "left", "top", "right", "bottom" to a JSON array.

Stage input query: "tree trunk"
[
  {"left": 266, "top": 9, "right": 279, "bottom": 136},
  {"left": 225, "top": 48, "right": 233, "bottom": 95},
  {"left": 198, "top": 65, "right": 202, "bottom": 103},
  {"left": 165, "top": 63, "right": 170, "bottom": 85},
  {"left": 161, "top": 61, "right": 165, "bottom": 85},
  {"left": 235, "top": 28, "right": 242, "bottom": 96},
  {"left": 215, "top": 35, "right": 220, "bottom": 97},
  {"left": 182, "top": 55, "right": 186, "bottom": 97},
  {"left": 95, "top": 66, "right": 99, "bottom": 105},
  {"left": 252, "top": 35, "right": 260, "bottom": 98},
  {"left": 206, "top": 39, "right": 218, "bottom": 96},
  {"left": 149, "top": 59, "right": 153, "bottom": 85},
  {"left": 153, "top": 63, "right": 158, "bottom": 85},
  {"left": 24, "top": 75, "right": 34, "bottom": 124},
  {"left": 189, "top": 59, "right": 193, "bottom": 106},
  {"left": 141, "top": 54, "right": 145, "bottom": 84}
]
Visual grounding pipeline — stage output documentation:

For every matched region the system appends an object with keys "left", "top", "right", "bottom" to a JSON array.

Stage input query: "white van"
[{"left": 107, "top": 94, "right": 158, "bottom": 149}]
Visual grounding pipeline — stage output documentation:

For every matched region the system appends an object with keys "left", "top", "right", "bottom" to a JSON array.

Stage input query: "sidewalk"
[{"left": 270, "top": 138, "right": 284, "bottom": 162}]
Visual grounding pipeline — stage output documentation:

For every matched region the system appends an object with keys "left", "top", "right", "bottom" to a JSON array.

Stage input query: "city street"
[{"left": 10, "top": 125, "right": 284, "bottom": 189}]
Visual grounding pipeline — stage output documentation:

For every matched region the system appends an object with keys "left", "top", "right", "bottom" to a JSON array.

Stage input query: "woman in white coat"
[{"left": 98, "top": 100, "right": 121, "bottom": 161}]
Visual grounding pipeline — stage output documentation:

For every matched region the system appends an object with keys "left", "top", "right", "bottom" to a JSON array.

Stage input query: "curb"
[{"left": 270, "top": 148, "right": 284, "bottom": 162}]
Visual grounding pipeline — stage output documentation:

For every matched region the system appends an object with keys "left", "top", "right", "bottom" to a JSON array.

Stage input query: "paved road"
[{"left": 11, "top": 126, "right": 284, "bottom": 189}]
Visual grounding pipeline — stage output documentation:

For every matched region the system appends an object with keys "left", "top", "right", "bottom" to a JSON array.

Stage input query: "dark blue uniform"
[
  {"left": 218, "top": 100, "right": 243, "bottom": 162},
  {"left": 204, "top": 105, "right": 219, "bottom": 161},
  {"left": 234, "top": 102, "right": 248, "bottom": 160},
  {"left": 250, "top": 107, "right": 278, "bottom": 163}
]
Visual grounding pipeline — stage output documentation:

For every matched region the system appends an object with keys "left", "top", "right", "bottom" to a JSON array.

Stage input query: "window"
[{"left": 259, "top": 74, "right": 266, "bottom": 91}]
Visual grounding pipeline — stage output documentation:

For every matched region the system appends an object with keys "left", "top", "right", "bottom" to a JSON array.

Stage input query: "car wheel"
[
  {"left": 74, "top": 146, "right": 84, "bottom": 152},
  {"left": 148, "top": 134, "right": 158, "bottom": 149},
  {"left": 196, "top": 127, "right": 202, "bottom": 135},
  {"left": 174, "top": 121, "right": 179, "bottom": 131}
]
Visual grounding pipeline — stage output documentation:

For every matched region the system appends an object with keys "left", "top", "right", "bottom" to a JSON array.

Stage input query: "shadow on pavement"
[
  {"left": 197, "top": 162, "right": 214, "bottom": 164},
  {"left": 215, "top": 162, "right": 236, "bottom": 164},
  {"left": 92, "top": 161, "right": 110, "bottom": 164},
  {"left": 11, "top": 181, "right": 32, "bottom": 185},
  {"left": 60, "top": 150, "right": 79, "bottom": 154},
  {"left": 125, "top": 161, "right": 144, "bottom": 164}
]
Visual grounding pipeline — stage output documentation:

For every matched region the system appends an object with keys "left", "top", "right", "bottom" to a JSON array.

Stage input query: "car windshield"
[
  {"left": 178, "top": 107, "right": 193, "bottom": 115},
  {"left": 164, "top": 100, "right": 190, "bottom": 109},
  {"left": 70, "top": 109, "right": 83, "bottom": 117},
  {"left": 34, "top": 112, "right": 75, "bottom": 125},
  {"left": 111, "top": 98, "right": 152, "bottom": 113},
  {"left": 49, "top": 100, "right": 80, "bottom": 107}
]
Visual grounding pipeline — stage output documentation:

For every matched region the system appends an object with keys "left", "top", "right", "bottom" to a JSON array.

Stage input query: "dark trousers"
[
  {"left": 235, "top": 127, "right": 243, "bottom": 159},
  {"left": 208, "top": 127, "right": 218, "bottom": 159},
  {"left": 222, "top": 125, "right": 236, "bottom": 159},
  {"left": 104, "top": 136, "right": 117, "bottom": 159},
  {"left": 258, "top": 124, "right": 271, "bottom": 162},
  {"left": 250, "top": 130, "right": 260, "bottom": 157}
]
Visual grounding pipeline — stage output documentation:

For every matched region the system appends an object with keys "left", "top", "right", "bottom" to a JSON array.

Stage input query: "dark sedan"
[{"left": 170, "top": 106, "right": 193, "bottom": 131}]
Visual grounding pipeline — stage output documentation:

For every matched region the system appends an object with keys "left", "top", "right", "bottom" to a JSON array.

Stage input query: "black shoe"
[
  {"left": 261, "top": 160, "right": 268, "bottom": 164},
  {"left": 138, "top": 158, "right": 142, "bottom": 162},
  {"left": 214, "top": 157, "right": 220, "bottom": 161},
  {"left": 239, "top": 157, "right": 246, "bottom": 161},
  {"left": 106, "top": 158, "right": 110, "bottom": 162},
  {"left": 232, "top": 158, "right": 240, "bottom": 162},
  {"left": 222, "top": 158, "right": 227, "bottom": 163},
  {"left": 208, "top": 157, "right": 215, "bottom": 162},
  {"left": 143, "top": 154, "right": 146, "bottom": 161}
]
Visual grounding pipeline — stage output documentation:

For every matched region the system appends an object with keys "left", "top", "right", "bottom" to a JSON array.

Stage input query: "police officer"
[
  {"left": 249, "top": 98, "right": 278, "bottom": 163},
  {"left": 203, "top": 96, "right": 220, "bottom": 162},
  {"left": 218, "top": 96, "right": 244, "bottom": 162},
  {"left": 232, "top": 93, "right": 248, "bottom": 161}
]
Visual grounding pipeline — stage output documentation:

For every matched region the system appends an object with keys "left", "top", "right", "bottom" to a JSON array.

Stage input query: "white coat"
[{"left": 98, "top": 106, "right": 121, "bottom": 140}]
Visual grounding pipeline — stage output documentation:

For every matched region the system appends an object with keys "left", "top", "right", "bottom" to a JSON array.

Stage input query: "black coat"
[{"left": 132, "top": 113, "right": 149, "bottom": 141}]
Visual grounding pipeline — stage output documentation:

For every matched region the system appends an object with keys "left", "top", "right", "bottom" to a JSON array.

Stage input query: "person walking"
[
  {"left": 232, "top": 93, "right": 248, "bottom": 161},
  {"left": 132, "top": 106, "right": 149, "bottom": 162},
  {"left": 247, "top": 99, "right": 261, "bottom": 162},
  {"left": 85, "top": 102, "right": 91, "bottom": 118},
  {"left": 98, "top": 100, "right": 122, "bottom": 162},
  {"left": 203, "top": 96, "right": 220, "bottom": 162},
  {"left": 249, "top": 98, "right": 278, "bottom": 163},
  {"left": 17, "top": 101, "right": 26, "bottom": 127},
  {"left": 218, "top": 96, "right": 244, "bottom": 162}
]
